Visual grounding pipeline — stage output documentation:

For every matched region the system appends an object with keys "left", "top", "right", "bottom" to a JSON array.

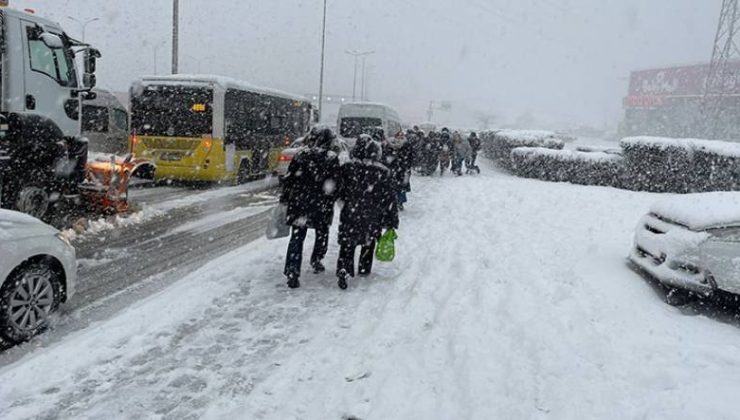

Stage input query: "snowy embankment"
[{"left": 3, "top": 162, "right": 740, "bottom": 419}]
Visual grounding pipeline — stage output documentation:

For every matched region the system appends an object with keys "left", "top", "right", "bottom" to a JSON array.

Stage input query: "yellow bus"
[{"left": 129, "top": 75, "right": 313, "bottom": 183}]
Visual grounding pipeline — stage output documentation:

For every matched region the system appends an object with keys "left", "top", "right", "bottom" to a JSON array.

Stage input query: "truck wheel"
[
  {"left": 16, "top": 186, "right": 49, "bottom": 219},
  {"left": 237, "top": 160, "right": 251, "bottom": 184},
  {"left": 0, "top": 261, "right": 62, "bottom": 344}
]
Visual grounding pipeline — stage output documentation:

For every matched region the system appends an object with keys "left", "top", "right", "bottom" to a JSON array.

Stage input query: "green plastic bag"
[{"left": 375, "top": 229, "right": 398, "bottom": 262}]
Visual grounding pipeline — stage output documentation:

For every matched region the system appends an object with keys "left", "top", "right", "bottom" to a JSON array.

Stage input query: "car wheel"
[
  {"left": 0, "top": 261, "right": 62, "bottom": 344},
  {"left": 237, "top": 160, "right": 251, "bottom": 184}
]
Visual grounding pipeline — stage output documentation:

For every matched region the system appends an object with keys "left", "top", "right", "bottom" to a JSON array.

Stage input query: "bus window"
[{"left": 131, "top": 86, "right": 213, "bottom": 137}]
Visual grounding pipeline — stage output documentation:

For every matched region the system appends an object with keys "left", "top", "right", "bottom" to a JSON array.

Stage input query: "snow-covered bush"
[
  {"left": 510, "top": 147, "right": 625, "bottom": 187},
  {"left": 620, "top": 137, "right": 740, "bottom": 193},
  {"left": 483, "top": 130, "right": 564, "bottom": 170}
]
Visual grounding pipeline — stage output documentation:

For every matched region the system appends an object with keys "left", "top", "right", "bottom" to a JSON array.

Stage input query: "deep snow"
[{"left": 2, "top": 161, "right": 740, "bottom": 419}]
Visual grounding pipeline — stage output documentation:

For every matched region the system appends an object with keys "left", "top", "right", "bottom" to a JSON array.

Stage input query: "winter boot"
[
  {"left": 287, "top": 273, "right": 300, "bottom": 289},
  {"left": 312, "top": 261, "right": 326, "bottom": 274},
  {"left": 337, "top": 269, "right": 350, "bottom": 290}
]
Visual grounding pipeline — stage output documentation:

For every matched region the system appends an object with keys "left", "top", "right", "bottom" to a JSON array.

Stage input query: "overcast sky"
[{"left": 12, "top": 0, "right": 719, "bottom": 129}]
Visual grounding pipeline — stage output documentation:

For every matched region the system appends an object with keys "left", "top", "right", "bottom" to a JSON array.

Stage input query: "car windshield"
[{"left": 4, "top": 2, "right": 740, "bottom": 419}]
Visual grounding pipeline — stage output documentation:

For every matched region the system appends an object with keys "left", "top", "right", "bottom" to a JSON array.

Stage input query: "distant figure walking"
[
  {"left": 438, "top": 128, "right": 453, "bottom": 176},
  {"left": 451, "top": 131, "right": 472, "bottom": 176},
  {"left": 467, "top": 132, "right": 482, "bottom": 174},
  {"left": 280, "top": 128, "right": 340, "bottom": 289}
]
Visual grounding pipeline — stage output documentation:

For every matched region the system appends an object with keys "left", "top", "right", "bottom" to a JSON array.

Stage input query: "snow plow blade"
[{"left": 80, "top": 155, "right": 154, "bottom": 214}]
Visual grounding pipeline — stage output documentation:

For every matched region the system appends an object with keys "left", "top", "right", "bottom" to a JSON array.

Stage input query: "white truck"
[{"left": 0, "top": 6, "right": 101, "bottom": 220}]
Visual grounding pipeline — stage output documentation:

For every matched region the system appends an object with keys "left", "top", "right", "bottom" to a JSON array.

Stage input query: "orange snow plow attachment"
[{"left": 80, "top": 155, "right": 154, "bottom": 214}]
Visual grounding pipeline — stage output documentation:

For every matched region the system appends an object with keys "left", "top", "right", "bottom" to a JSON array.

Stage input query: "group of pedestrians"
[
  {"left": 409, "top": 127, "right": 482, "bottom": 177},
  {"left": 280, "top": 127, "right": 400, "bottom": 290}
]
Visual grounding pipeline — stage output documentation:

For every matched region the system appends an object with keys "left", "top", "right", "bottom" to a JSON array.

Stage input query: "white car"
[
  {"left": 629, "top": 192, "right": 740, "bottom": 299},
  {"left": 0, "top": 210, "right": 77, "bottom": 343},
  {"left": 276, "top": 137, "right": 351, "bottom": 180}
]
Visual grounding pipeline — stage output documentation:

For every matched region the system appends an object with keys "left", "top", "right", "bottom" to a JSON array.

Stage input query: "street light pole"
[
  {"left": 172, "top": 0, "right": 180, "bottom": 74},
  {"left": 67, "top": 16, "right": 100, "bottom": 43},
  {"left": 345, "top": 49, "right": 373, "bottom": 102},
  {"left": 318, "top": 0, "right": 328, "bottom": 122},
  {"left": 154, "top": 46, "right": 159, "bottom": 75}
]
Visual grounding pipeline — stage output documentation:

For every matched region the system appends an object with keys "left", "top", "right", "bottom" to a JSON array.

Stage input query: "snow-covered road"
[{"left": 2, "top": 161, "right": 740, "bottom": 419}]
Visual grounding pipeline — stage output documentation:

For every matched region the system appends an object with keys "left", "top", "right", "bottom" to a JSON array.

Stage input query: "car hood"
[
  {"left": 650, "top": 192, "right": 740, "bottom": 231},
  {"left": 0, "top": 210, "right": 58, "bottom": 240}
]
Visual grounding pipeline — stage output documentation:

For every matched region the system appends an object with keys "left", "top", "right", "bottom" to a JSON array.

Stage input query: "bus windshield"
[
  {"left": 339, "top": 117, "right": 383, "bottom": 138},
  {"left": 131, "top": 85, "right": 213, "bottom": 137}
]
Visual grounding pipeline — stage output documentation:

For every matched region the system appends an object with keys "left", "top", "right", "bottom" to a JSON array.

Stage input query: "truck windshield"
[
  {"left": 339, "top": 117, "right": 382, "bottom": 138},
  {"left": 130, "top": 85, "right": 213, "bottom": 137}
]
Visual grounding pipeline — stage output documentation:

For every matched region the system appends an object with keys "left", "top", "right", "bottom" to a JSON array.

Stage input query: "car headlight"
[{"left": 55, "top": 232, "right": 74, "bottom": 248}]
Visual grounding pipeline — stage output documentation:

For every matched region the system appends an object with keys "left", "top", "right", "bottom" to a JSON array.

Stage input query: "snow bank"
[
  {"left": 483, "top": 129, "right": 564, "bottom": 170},
  {"left": 651, "top": 191, "right": 740, "bottom": 230},
  {"left": 621, "top": 136, "right": 740, "bottom": 193},
  {"left": 511, "top": 147, "right": 624, "bottom": 187}
]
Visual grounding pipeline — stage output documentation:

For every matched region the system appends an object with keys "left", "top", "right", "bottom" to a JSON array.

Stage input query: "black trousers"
[
  {"left": 337, "top": 240, "right": 376, "bottom": 277},
  {"left": 284, "top": 225, "right": 329, "bottom": 277}
]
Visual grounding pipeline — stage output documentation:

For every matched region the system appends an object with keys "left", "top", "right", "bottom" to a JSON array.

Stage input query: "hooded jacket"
[
  {"left": 337, "top": 135, "right": 399, "bottom": 246},
  {"left": 280, "top": 129, "right": 341, "bottom": 228}
]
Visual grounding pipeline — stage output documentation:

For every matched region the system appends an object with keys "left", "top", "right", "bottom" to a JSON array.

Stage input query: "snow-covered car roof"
[
  {"left": 650, "top": 192, "right": 740, "bottom": 231},
  {"left": 137, "top": 74, "right": 307, "bottom": 102}
]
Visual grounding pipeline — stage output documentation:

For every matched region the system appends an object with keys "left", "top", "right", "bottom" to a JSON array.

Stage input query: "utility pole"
[
  {"left": 67, "top": 16, "right": 99, "bottom": 43},
  {"left": 361, "top": 56, "right": 368, "bottom": 101},
  {"left": 702, "top": 0, "right": 740, "bottom": 138},
  {"left": 345, "top": 50, "right": 374, "bottom": 102},
  {"left": 172, "top": 0, "right": 180, "bottom": 74},
  {"left": 318, "top": 0, "right": 328, "bottom": 122}
]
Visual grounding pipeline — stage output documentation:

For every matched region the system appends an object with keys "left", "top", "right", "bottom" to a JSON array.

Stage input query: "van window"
[
  {"left": 113, "top": 109, "right": 128, "bottom": 131},
  {"left": 82, "top": 105, "right": 109, "bottom": 133},
  {"left": 340, "top": 117, "right": 383, "bottom": 138}
]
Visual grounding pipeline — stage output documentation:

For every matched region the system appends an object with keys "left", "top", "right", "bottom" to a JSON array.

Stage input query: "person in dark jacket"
[
  {"left": 384, "top": 131, "right": 414, "bottom": 210},
  {"left": 280, "top": 127, "right": 341, "bottom": 289},
  {"left": 421, "top": 131, "right": 440, "bottom": 176},
  {"left": 336, "top": 135, "right": 399, "bottom": 289},
  {"left": 467, "top": 131, "right": 482, "bottom": 174},
  {"left": 438, "top": 128, "right": 453, "bottom": 176}
]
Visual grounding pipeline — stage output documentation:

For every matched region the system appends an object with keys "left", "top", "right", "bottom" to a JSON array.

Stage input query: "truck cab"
[{"left": 0, "top": 7, "right": 99, "bottom": 219}]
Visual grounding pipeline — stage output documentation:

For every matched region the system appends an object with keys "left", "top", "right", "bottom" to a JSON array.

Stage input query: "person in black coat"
[
  {"left": 421, "top": 131, "right": 440, "bottom": 176},
  {"left": 384, "top": 131, "right": 414, "bottom": 210},
  {"left": 438, "top": 128, "right": 453, "bottom": 176},
  {"left": 280, "top": 127, "right": 341, "bottom": 288},
  {"left": 336, "top": 135, "right": 399, "bottom": 289},
  {"left": 467, "top": 131, "right": 482, "bottom": 173}
]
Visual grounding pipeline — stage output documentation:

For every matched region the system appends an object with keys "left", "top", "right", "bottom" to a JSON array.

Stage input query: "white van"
[
  {"left": 83, "top": 89, "right": 129, "bottom": 155},
  {"left": 337, "top": 102, "right": 402, "bottom": 147}
]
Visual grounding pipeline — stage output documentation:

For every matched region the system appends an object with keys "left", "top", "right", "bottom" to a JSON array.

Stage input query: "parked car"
[
  {"left": 0, "top": 210, "right": 77, "bottom": 343},
  {"left": 276, "top": 137, "right": 351, "bottom": 180},
  {"left": 629, "top": 192, "right": 740, "bottom": 300}
]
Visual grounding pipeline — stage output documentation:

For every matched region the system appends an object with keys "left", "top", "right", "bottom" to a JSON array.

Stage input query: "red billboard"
[{"left": 625, "top": 62, "right": 740, "bottom": 108}]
